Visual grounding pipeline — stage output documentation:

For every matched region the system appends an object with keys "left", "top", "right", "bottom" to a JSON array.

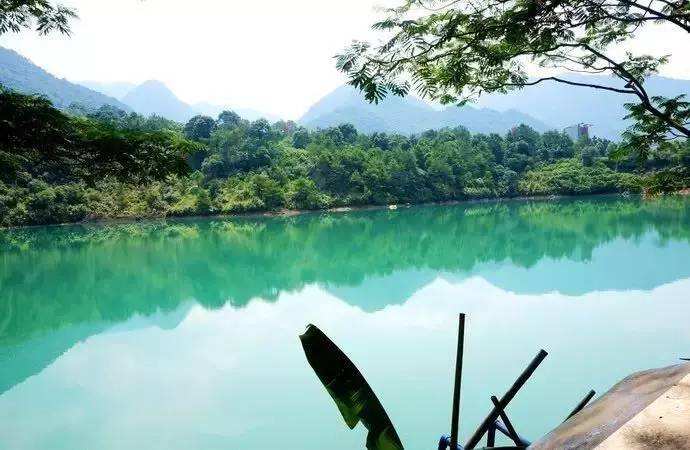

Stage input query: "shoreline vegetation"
[
  {"left": 1, "top": 89, "right": 689, "bottom": 229},
  {"left": 2, "top": 191, "right": 687, "bottom": 232}
]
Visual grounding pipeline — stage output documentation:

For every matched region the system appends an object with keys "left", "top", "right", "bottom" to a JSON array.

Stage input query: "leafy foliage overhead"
[
  {"left": 0, "top": 0, "right": 77, "bottom": 35},
  {"left": 336, "top": 0, "right": 690, "bottom": 155}
]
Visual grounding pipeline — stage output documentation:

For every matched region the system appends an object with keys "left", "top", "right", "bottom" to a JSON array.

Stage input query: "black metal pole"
[
  {"left": 486, "top": 424, "right": 496, "bottom": 448},
  {"left": 449, "top": 314, "right": 466, "bottom": 450},
  {"left": 493, "top": 421, "right": 530, "bottom": 448},
  {"left": 564, "top": 390, "right": 596, "bottom": 422},
  {"left": 464, "top": 349, "right": 548, "bottom": 449},
  {"left": 491, "top": 395, "right": 529, "bottom": 447},
  {"left": 487, "top": 423, "right": 496, "bottom": 447}
]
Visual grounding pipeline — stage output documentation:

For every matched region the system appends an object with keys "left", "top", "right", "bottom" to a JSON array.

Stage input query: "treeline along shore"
[{"left": 1, "top": 88, "right": 689, "bottom": 227}]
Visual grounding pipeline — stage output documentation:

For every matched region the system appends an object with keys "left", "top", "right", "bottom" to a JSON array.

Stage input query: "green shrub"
[
  {"left": 214, "top": 173, "right": 285, "bottom": 213},
  {"left": 643, "top": 166, "right": 690, "bottom": 195},
  {"left": 286, "top": 177, "right": 332, "bottom": 210},
  {"left": 518, "top": 159, "right": 642, "bottom": 196}
]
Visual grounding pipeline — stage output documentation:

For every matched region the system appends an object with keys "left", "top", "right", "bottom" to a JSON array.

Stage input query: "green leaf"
[{"left": 299, "top": 324, "right": 404, "bottom": 450}]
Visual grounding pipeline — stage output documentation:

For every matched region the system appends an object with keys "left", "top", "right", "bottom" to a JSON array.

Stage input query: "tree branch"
[{"left": 496, "top": 76, "right": 637, "bottom": 94}]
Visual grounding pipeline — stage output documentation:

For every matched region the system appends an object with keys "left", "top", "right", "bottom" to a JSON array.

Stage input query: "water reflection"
[
  {"left": 0, "top": 196, "right": 689, "bottom": 449},
  {"left": 2, "top": 196, "right": 689, "bottom": 344},
  {"left": 1, "top": 279, "right": 689, "bottom": 450}
]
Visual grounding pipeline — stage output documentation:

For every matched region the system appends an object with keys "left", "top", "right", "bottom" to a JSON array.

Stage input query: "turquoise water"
[{"left": 1, "top": 196, "right": 689, "bottom": 449}]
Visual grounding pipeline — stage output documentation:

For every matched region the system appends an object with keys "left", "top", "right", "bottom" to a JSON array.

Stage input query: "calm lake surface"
[{"left": 1, "top": 196, "right": 690, "bottom": 449}]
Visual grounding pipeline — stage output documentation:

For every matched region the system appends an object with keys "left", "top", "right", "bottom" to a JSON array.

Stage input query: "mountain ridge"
[
  {"left": 80, "top": 80, "right": 282, "bottom": 123},
  {"left": 477, "top": 74, "right": 690, "bottom": 139},
  {"left": 4, "top": 44, "right": 689, "bottom": 138},
  {"left": 78, "top": 81, "right": 137, "bottom": 100},
  {"left": 120, "top": 80, "right": 196, "bottom": 122},
  {"left": 0, "top": 46, "right": 130, "bottom": 112},
  {"left": 299, "top": 85, "right": 554, "bottom": 135}
]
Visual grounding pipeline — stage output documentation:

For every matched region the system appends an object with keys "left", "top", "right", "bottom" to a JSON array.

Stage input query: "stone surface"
[{"left": 530, "top": 363, "right": 690, "bottom": 449}]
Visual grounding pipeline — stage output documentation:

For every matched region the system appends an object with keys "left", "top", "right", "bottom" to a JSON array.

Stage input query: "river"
[{"left": 1, "top": 196, "right": 689, "bottom": 449}]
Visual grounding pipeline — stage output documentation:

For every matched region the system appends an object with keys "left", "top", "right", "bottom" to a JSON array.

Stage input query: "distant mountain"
[
  {"left": 120, "top": 80, "right": 196, "bottom": 122},
  {"left": 0, "top": 46, "right": 130, "bottom": 111},
  {"left": 192, "top": 102, "right": 281, "bottom": 122},
  {"left": 78, "top": 81, "right": 137, "bottom": 100},
  {"left": 477, "top": 74, "right": 690, "bottom": 140},
  {"left": 80, "top": 80, "right": 281, "bottom": 123},
  {"left": 299, "top": 85, "right": 552, "bottom": 135}
]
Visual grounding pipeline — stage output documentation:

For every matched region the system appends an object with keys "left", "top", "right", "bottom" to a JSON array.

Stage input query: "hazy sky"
[{"left": 1, "top": 0, "right": 687, "bottom": 119}]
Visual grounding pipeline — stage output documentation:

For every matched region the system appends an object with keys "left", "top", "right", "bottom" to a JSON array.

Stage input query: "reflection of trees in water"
[{"left": 1, "top": 196, "right": 689, "bottom": 347}]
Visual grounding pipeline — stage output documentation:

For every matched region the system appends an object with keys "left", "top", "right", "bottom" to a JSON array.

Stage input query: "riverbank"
[
  {"left": 4, "top": 178, "right": 689, "bottom": 231},
  {"left": 0, "top": 191, "right": 640, "bottom": 230}
]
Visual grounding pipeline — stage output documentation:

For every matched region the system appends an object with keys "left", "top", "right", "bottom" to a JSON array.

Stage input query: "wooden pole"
[{"left": 449, "top": 314, "right": 466, "bottom": 450}]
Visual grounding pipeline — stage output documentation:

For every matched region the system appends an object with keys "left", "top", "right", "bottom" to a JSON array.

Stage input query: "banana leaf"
[{"left": 299, "top": 324, "right": 404, "bottom": 450}]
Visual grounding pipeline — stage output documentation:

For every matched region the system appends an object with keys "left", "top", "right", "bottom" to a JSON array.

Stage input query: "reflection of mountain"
[
  {"left": 1, "top": 196, "right": 689, "bottom": 352},
  {"left": 0, "top": 321, "right": 109, "bottom": 396},
  {"left": 324, "top": 269, "right": 439, "bottom": 311},
  {"left": 446, "top": 235, "right": 690, "bottom": 296},
  {"left": 2, "top": 278, "right": 690, "bottom": 450},
  {"left": 0, "top": 302, "right": 193, "bottom": 396},
  {"left": 324, "top": 233, "right": 690, "bottom": 304}
]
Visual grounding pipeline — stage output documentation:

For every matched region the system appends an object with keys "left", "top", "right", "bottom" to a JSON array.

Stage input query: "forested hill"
[
  {"left": 0, "top": 47, "right": 276, "bottom": 123},
  {"left": 478, "top": 74, "right": 690, "bottom": 140},
  {"left": 7, "top": 88, "right": 686, "bottom": 228},
  {"left": 0, "top": 47, "right": 130, "bottom": 111},
  {"left": 299, "top": 85, "right": 553, "bottom": 135},
  {"left": 81, "top": 80, "right": 279, "bottom": 123},
  {"left": 120, "top": 80, "right": 196, "bottom": 122}
]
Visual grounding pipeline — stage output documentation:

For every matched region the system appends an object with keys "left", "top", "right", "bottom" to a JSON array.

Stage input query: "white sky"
[{"left": 1, "top": 0, "right": 688, "bottom": 119}]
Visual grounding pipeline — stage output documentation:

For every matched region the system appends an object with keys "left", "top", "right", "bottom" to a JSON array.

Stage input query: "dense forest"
[{"left": 1, "top": 89, "right": 689, "bottom": 227}]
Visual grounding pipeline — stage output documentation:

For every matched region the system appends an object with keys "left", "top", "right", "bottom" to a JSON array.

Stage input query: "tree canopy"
[
  {"left": 4, "top": 89, "right": 672, "bottom": 227},
  {"left": 336, "top": 0, "right": 690, "bottom": 158},
  {"left": 0, "top": 0, "right": 77, "bottom": 35}
]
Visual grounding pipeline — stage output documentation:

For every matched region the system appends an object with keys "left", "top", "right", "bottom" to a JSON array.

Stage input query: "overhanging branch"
[{"left": 495, "top": 76, "right": 637, "bottom": 94}]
